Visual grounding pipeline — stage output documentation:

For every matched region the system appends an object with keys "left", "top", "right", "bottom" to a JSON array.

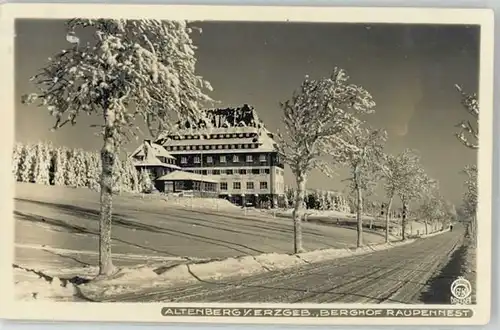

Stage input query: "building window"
[
  {"left": 220, "top": 155, "right": 226, "bottom": 163},
  {"left": 233, "top": 155, "right": 240, "bottom": 162},
  {"left": 202, "top": 170, "right": 208, "bottom": 175},
  {"left": 252, "top": 168, "right": 260, "bottom": 175},
  {"left": 247, "top": 144, "right": 252, "bottom": 148},
  {"left": 194, "top": 156, "right": 200, "bottom": 164},
  {"left": 246, "top": 155, "right": 253, "bottom": 162},
  {"left": 226, "top": 169, "right": 233, "bottom": 175},
  {"left": 207, "top": 156, "right": 213, "bottom": 163},
  {"left": 239, "top": 169, "right": 247, "bottom": 175},
  {"left": 259, "top": 168, "right": 271, "bottom": 174},
  {"left": 181, "top": 157, "right": 187, "bottom": 164},
  {"left": 259, "top": 154, "right": 266, "bottom": 162},
  {"left": 246, "top": 182, "right": 254, "bottom": 190},
  {"left": 213, "top": 169, "right": 220, "bottom": 175},
  {"left": 233, "top": 182, "right": 241, "bottom": 190},
  {"left": 260, "top": 181, "right": 268, "bottom": 190}
]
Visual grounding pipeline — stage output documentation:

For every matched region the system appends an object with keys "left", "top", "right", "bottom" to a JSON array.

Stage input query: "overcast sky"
[{"left": 14, "top": 19, "right": 480, "bottom": 205}]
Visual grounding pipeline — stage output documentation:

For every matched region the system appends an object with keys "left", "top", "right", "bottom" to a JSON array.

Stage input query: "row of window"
[
  {"left": 220, "top": 181, "right": 268, "bottom": 191},
  {"left": 181, "top": 154, "right": 267, "bottom": 164},
  {"left": 188, "top": 168, "right": 271, "bottom": 175},
  {"left": 168, "top": 143, "right": 259, "bottom": 152},
  {"left": 169, "top": 132, "right": 257, "bottom": 140}
]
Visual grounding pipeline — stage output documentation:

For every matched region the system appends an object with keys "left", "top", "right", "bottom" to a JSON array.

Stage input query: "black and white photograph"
[{"left": 0, "top": 3, "right": 493, "bottom": 325}]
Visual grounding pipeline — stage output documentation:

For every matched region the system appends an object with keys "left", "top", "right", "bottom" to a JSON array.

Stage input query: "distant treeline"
[
  {"left": 283, "top": 185, "right": 351, "bottom": 213},
  {"left": 11, "top": 141, "right": 150, "bottom": 193}
]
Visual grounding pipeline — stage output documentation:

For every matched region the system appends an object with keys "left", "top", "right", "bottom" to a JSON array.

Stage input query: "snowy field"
[
  {"left": 262, "top": 208, "right": 441, "bottom": 238},
  {"left": 14, "top": 182, "right": 390, "bottom": 300}
]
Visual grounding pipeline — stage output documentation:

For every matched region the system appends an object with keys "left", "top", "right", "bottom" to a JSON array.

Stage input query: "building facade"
[{"left": 156, "top": 105, "right": 286, "bottom": 208}]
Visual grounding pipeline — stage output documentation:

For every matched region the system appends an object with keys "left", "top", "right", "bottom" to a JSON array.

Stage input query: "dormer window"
[{"left": 259, "top": 154, "right": 266, "bottom": 162}]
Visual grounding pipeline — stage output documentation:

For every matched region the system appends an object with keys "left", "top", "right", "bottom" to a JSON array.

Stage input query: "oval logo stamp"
[{"left": 450, "top": 277, "right": 472, "bottom": 305}]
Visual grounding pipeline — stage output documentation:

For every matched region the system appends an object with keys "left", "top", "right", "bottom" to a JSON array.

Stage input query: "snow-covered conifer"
[
  {"left": 139, "top": 169, "right": 153, "bottom": 193},
  {"left": 53, "top": 147, "right": 67, "bottom": 186},
  {"left": 86, "top": 152, "right": 101, "bottom": 191},
  {"left": 12, "top": 142, "right": 24, "bottom": 181},
  {"left": 33, "top": 142, "right": 52, "bottom": 185},
  {"left": 19, "top": 143, "right": 35, "bottom": 183},
  {"left": 64, "top": 148, "right": 78, "bottom": 187}
]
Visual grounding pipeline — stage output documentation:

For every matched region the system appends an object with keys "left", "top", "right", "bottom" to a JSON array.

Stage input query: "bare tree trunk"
[
  {"left": 355, "top": 181, "right": 363, "bottom": 248},
  {"left": 385, "top": 195, "right": 393, "bottom": 243},
  {"left": 293, "top": 174, "right": 307, "bottom": 254},
  {"left": 99, "top": 110, "right": 116, "bottom": 276},
  {"left": 402, "top": 200, "right": 407, "bottom": 241},
  {"left": 424, "top": 221, "right": 429, "bottom": 235}
]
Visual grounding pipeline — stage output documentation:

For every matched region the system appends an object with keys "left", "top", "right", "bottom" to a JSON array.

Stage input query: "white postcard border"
[{"left": 0, "top": 3, "right": 494, "bottom": 325}]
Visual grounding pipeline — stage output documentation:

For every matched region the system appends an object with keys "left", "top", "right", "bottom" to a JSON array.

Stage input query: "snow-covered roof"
[
  {"left": 130, "top": 141, "right": 176, "bottom": 159},
  {"left": 156, "top": 170, "right": 219, "bottom": 183},
  {"left": 132, "top": 158, "right": 181, "bottom": 169},
  {"left": 161, "top": 128, "right": 278, "bottom": 154}
]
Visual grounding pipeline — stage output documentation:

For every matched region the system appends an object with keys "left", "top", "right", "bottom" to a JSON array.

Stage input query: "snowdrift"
[{"left": 76, "top": 228, "right": 449, "bottom": 301}]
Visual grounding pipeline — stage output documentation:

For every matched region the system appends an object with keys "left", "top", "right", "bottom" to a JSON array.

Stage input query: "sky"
[{"left": 14, "top": 19, "right": 480, "bottom": 205}]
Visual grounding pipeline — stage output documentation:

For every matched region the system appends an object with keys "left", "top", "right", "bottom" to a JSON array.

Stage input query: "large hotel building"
[{"left": 130, "top": 105, "right": 286, "bottom": 208}]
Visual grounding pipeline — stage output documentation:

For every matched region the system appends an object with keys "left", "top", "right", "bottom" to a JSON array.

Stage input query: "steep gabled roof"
[{"left": 130, "top": 141, "right": 176, "bottom": 159}]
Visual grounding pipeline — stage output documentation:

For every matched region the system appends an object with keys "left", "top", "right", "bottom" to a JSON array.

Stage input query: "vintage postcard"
[{"left": 0, "top": 3, "right": 493, "bottom": 326}]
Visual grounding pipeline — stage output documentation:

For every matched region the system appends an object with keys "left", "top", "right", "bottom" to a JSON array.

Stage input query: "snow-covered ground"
[
  {"left": 16, "top": 227, "right": 450, "bottom": 302},
  {"left": 263, "top": 208, "right": 443, "bottom": 238},
  {"left": 14, "top": 183, "right": 391, "bottom": 301}
]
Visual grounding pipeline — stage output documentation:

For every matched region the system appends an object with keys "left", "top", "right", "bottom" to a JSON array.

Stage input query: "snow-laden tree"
[
  {"left": 455, "top": 84, "right": 479, "bottom": 149},
  {"left": 276, "top": 68, "right": 376, "bottom": 253},
  {"left": 417, "top": 180, "right": 442, "bottom": 235},
  {"left": 63, "top": 149, "right": 78, "bottom": 187},
  {"left": 53, "top": 147, "right": 67, "bottom": 186},
  {"left": 337, "top": 126, "right": 387, "bottom": 247},
  {"left": 139, "top": 169, "right": 153, "bottom": 193},
  {"left": 19, "top": 144, "right": 35, "bottom": 183},
  {"left": 112, "top": 157, "right": 127, "bottom": 193},
  {"left": 22, "top": 19, "right": 214, "bottom": 276},
  {"left": 123, "top": 157, "right": 140, "bottom": 193},
  {"left": 380, "top": 149, "right": 431, "bottom": 241},
  {"left": 395, "top": 151, "right": 433, "bottom": 240},
  {"left": 12, "top": 143, "right": 24, "bottom": 181},
  {"left": 72, "top": 149, "right": 88, "bottom": 187},
  {"left": 461, "top": 165, "right": 478, "bottom": 243},
  {"left": 87, "top": 152, "right": 101, "bottom": 191},
  {"left": 33, "top": 142, "right": 52, "bottom": 185}
]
